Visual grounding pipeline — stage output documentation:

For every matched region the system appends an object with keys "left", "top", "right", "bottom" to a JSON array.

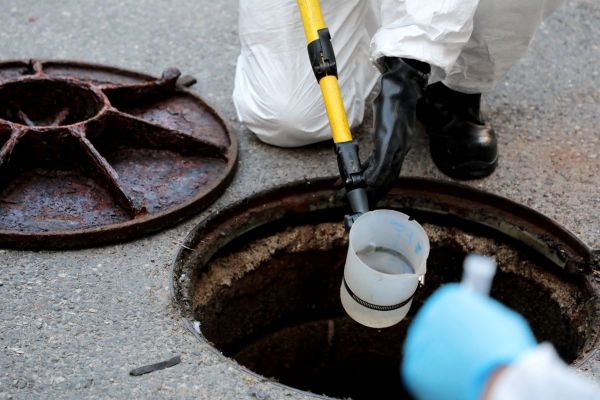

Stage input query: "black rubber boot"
[{"left": 417, "top": 82, "right": 498, "bottom": 180}]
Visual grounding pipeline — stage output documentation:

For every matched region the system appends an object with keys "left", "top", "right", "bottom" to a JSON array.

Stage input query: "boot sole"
[{"left": 433, "top": 157, "right": 498, "bottom": 181}]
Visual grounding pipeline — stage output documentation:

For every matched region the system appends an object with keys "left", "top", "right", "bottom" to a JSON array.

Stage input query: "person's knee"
[
  {"left": 240, "top": 101, "right": 330, "bottom": 148},
  {"left": 233, "top": 54, "right": 372, "bottom": 148},
  {"left": 233, "top": 76, "right": 330, "bottom": 147}
]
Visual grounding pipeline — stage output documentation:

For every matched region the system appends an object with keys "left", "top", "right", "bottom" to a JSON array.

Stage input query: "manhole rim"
[
  {"left": 0, "top": 59, "right": 238, "bottom": 249},
  {"left": 171, "top": 176, "right": 600, "bottom": 391}
]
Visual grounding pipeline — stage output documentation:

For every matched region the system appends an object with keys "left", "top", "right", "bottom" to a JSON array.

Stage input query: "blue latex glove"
[{"left": 402, "top": 284, "right": 537, "bottom": 400}]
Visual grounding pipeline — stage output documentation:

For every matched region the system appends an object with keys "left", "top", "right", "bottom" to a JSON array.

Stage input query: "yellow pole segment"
[
  {"left": 297, "top": 0, "right": 353, "bottom": 144},
  {"left": 297, "top": 0, "right": 326, "bottom": 42},
  {"left": 319, "top": 76, "right": 352, "bottom": 143}
]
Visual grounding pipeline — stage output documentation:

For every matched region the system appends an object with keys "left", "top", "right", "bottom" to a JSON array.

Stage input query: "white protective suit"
[
  {"left": 489, "top": 344, "right": 600, "bottom": 400},
  {"left": 233, "top": 0, "right": 564, "bottom": 147}
]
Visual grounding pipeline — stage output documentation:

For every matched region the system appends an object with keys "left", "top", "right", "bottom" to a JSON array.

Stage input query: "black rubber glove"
[{"left": 363, "top": 57, "right": 429, "bottom": 202}]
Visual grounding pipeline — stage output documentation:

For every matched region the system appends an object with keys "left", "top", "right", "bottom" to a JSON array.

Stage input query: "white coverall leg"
[
  {"left": 233, "top": 0, "right": 379, "bottom": 147},
  {"left": 233, "top": 0, "right": 564, "bottom": 147}
]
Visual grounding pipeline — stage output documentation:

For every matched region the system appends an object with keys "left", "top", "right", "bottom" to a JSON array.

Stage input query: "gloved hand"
[
  {"left": 402, "top": 284, "right": 537, "bottom": 400},
  {"left": 363, "top": 57, "right": 428, "bottom": 202}
]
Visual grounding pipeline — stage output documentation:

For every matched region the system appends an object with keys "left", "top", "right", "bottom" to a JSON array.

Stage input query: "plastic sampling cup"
[{"left": 340, "top": 210, "right": 430, "bottom": 328}]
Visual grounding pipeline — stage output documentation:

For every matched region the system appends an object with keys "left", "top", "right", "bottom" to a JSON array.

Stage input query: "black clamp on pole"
[
  {"left": 307, "top": 28, "right": 338, "bottom": 82},
  {"left": 335, "top": 141, "right": 369, "bottom": 231}
]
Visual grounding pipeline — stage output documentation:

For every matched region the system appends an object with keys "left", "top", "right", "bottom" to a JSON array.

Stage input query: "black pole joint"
[
  {"left": 307, "top": 28, "right": 338, "bottom": 82},
  {"left": 335, "top": 141, "right": 369, "bottom": 230}
]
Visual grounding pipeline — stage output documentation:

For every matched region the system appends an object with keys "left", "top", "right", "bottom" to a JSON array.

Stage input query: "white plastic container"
[
  {"left": 340, "top": 210, "right": 430, "bottom": 328},
  {"left": 462, "top": 254, "right": 497, "bottom": 295}
]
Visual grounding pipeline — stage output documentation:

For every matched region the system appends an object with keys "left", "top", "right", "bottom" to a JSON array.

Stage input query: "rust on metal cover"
[{"left": 0, "top": 60, "right": 237, "bottom": 249}]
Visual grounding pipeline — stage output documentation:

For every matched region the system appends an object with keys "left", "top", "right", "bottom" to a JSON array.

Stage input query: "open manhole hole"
[
  {"left": 0, "top": 60, "right": 237, "bottom": 249},
  {"left": 173, "top": 178, "right": 599, "bottom": 400}
]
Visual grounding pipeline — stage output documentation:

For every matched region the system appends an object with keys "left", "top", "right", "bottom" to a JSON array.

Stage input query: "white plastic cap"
[{"left": 462, "top": 254, "right": 497, "bottom": 295}]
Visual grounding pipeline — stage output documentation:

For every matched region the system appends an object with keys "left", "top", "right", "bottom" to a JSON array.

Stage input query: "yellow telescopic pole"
[
  {"left": 297, "top": 0, "right": 369, "bottom": 226},
  {"left": 297, "top": 0, "right": 352, "bottom": 144}
]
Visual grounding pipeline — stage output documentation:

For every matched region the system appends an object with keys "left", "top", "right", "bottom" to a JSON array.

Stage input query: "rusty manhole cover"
[
  {"left": 0, "top": 60, "right": 237, "bottom": 249},
  {"left": 173, "top": 178, "right": 599, "bottom": 400}
]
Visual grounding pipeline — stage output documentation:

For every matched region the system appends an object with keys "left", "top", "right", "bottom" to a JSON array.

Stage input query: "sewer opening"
[
  {"left": 0, "top": 79, "right": 104, "bottom": 126},
  {"left": 192, "top": 213, "right": 593, "bottom": 400}
]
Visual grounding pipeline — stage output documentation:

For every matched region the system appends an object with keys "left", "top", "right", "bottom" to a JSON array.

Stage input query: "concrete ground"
[{"left": 0, "top": 0, "right": 598, "bottom": 399}]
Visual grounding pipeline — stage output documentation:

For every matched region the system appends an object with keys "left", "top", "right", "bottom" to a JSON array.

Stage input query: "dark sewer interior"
[
  {"left": 0, "top": 79, "right": 103, "bottom": 126},
  {"left": 192, "top": 221, "right": 593, "bottom": 400}
]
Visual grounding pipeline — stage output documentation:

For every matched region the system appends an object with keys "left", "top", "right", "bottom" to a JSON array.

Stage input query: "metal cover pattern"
[{"left": 0, "top": 60, "right": 237, "bottom": 249}]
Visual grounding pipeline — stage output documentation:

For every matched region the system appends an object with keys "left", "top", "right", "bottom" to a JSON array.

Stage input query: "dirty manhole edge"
[{"left": 171, "top": 177, "right": 599, "bottom": 396}]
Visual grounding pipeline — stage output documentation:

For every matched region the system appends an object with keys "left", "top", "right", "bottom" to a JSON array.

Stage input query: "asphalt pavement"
[{"left": 0, "top": 1, "right": 598, "bottom": 399}]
